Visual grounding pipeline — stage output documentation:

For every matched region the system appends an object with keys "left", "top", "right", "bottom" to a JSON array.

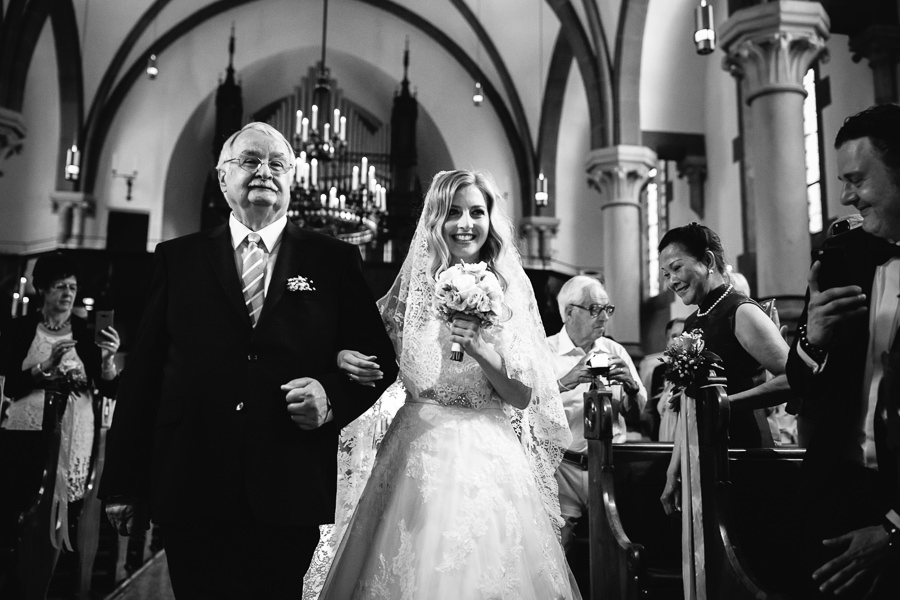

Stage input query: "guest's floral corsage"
[
  {"left": 287, "top": 275, "right": 316, "bottom": 292},
  {"left": 45, "top": 366, "right": 91, "bottom": 397},
  {"left": 659, "top": 329, "right": 722, "bottom": 411},
  {"left": 433, "top": 261, "right": 504, "bottom": 361}
]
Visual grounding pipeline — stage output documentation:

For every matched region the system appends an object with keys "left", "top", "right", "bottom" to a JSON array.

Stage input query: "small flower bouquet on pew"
[
  {"left": 659, "top": 329, "right": 722, "bottom": 411},
  {"left": 433, "top": 262, "right": 504, "bottom": 361}
]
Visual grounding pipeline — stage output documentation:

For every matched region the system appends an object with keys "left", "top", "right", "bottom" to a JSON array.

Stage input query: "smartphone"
[
  {"left": 812, "top": 247, "right": 849, "bottom": 291},
  {"left": 94, "top": 309, "right": 115, "bottom": 344}
]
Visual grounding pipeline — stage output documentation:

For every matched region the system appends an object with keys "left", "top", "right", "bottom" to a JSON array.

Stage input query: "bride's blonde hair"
[{"left": 420, "top": 170, "right": 515, "bottom": 290}]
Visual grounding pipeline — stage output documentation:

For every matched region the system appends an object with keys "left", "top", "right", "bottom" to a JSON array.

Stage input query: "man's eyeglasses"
[
  {"left": 224, "top": 156, "right": 294, "bottom": 176},
  {"left": 571, "top": 303, "right": 615, "bottom": 318},
  {"left": 50, "top": 283, "right": 78, "bottom": 292}
]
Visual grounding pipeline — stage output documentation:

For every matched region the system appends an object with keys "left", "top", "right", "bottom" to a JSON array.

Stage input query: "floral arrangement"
[
  {"left": 287, "top": 275, "right": 316, "bottom": 292},
  {"left": 659, "top": 329, "right": 722, "bottom": 409},
  {"left": 45, "top": 367, "right": 91, "bottom": 397},
  {"left": 433, "top": 261, "right": 504, "bottom": 361}
]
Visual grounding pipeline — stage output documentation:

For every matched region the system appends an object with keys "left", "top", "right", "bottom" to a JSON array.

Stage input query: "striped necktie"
[{"left": 241, "top": 233, "right": 266, "bottom": 326}]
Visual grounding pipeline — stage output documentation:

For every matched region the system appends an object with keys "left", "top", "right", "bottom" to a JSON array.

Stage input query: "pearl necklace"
[
  {"left": 42, "top": 316, "right": 71, "bottom": 331},
  {"left": 696, "top": 284, "right": 733, "bottom": 317}
]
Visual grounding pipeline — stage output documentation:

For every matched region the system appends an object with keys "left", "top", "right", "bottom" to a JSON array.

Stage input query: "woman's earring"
[{"left": 708, "top": 268, "right": 713, "bottom": 275}]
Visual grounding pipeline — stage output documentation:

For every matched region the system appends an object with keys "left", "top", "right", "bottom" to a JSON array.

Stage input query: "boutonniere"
[{"left": 287, "top": 275, "right": 316, "bottom": 292}]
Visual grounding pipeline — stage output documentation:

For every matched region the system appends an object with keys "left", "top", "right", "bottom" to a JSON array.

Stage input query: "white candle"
[
  {"left": 295, "top": 110, "right": 303, "bottom": 135},
  {"left": 339, "top": 116, "right": 347, "bottom": 141},
  {"left": 368, "top": 166, "right": 376, "bottom": 193},
  {"left": 18, "top": 276, "right": 26, "bottom": 298},
  {"left": 301, "top": 118, "right": 309, "bottom": 142},
  {"left": 333, "top": 109, "right": 340, "bottom": 133},
  {"left": 310, "top": 158, "right": 318, "bottom": 188},
  {"left": 21, "top": 296, "right": 29, "bottom": 316},
  {"left": 302, "top": 163, "right": 310, "bottom": 190},
  {"left": 329, "top": 187, "right": 337, "bottom": 208},
  {"left": 351, "top": 166, "right": 360, "bottom": 191},
  {"left": 320, "top": 193, "right": 327, "bottom": 207},
  {"left": 323, "top": 123, "right": 330, "bottom": 140},
  {"left": 11, "top": 292, "right": 19, "bottom": 317},
  {"left": 360, "top": 157, "right": 368, "bottom": 181},
  {"left": 339, "top": 194, "right": 346, "bottom": 209},
  {"left": 311, "top": 105, "right": 318, "bottom": 131}
]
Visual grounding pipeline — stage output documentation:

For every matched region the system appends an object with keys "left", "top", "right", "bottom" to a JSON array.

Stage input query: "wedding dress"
[{"left": 305, "top": 203, "right": 580, "bottom": 599}]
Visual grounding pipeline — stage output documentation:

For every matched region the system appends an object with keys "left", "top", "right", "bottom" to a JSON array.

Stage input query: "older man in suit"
[
  {"left": 101, "top": 122, "right": 397, "bottom": 599},
  {"left": 787, "top": 105, "right": 900, "bottom": 599}
]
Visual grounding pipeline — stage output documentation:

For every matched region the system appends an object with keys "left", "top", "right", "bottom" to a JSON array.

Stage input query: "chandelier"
[{"left": 286, "top": 0, "right": 388, "bottom": 246}]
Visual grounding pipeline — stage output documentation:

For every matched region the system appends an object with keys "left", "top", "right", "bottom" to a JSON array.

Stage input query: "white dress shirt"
[{"left": 228, "top": 213, "right": 287, "bottom": 296}]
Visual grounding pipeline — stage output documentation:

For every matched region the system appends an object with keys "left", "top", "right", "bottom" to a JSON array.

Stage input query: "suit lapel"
[
  {"left": 258, "top": 221, "right": 304, "bottom": 325},
  {"left": 204, "top": 225, "right": 253, "bottom": 326}
]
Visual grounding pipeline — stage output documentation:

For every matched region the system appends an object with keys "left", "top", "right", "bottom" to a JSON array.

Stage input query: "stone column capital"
[
  {"left": 720, "top": 0, "right": 830, "bottom": 104},
  {"left": 0, "top": 107, "right": 27, "bottom": 175},
  {"left": 850, "top": 24, "right": 900, "bottom": 67},
  {"left": 585, "top": 145, "right": 657, "bottom": 206}
]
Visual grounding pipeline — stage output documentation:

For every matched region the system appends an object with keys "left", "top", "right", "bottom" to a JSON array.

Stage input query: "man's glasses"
[
  {"left": 571, "top": 303, "right": 615, "bottom": 318},
  {"left": 224, "top": 156, "right": 294, "bottom": 176},
  {"left": 50, "top": 283, "right": 78, "bottom": 292}
]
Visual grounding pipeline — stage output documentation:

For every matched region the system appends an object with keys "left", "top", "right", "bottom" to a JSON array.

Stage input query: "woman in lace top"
[
  {"left": 309, "top": 170, "right": 580, "bottom": 599},
  {"left": 1, "top": 252, "right": 120, "bottom": 556}
]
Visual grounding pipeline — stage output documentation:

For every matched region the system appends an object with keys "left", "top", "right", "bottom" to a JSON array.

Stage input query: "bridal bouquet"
[
  {"left": 433, "top": 261, "right": 504, "bottom": 361},
  {"left": 659, "top": 329, "right": 722, "bottom": 410}
]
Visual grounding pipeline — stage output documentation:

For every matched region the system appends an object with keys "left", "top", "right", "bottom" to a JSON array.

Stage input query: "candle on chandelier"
[
  {"left": 360, "top": 157, "right": 368, "bottom": 181},
  {"left": 329, "top": 187, "right": 338, "bottom": 208},
  {"left": 310, "top": 158, "right": 318, "bottom": 188},
  {"left": 339, "top": 116, "right": 347, "bottom": 142},
  {"left": 311, "top": 105, "right": 319, "bottom": 131},
  {"left": 339, "top": 194, "right": 346, "bottom": 210},
  {"left": 301, "top": 162, "right": 310, "bottom": 190},
  {"left": 18, "top": 276, "right": 26, "bottom": 299},
  {"left": 368, "top": 166, "right": 376, "bottom": 193},
  {"left": 295, "top": 110, "right": 303, "bottom": 136},
  {"left": 11, "top": 292, "right": 20, "bottom": 317},
  {"left": 323, "top": 123, "right": 330, "bottom": 141},
  {"left": 351, "top": 166, "right": 360, "bottom": 191},
  {"left": 21, "top": 296, "right": 29, "bottom": 316},
  {"left": 301, "top": 118, "right": 309, "bottom": 143},
  {"left": 333, "top": 109, "right": 340, "bottom": 133},
  {"left": 320, "top": 193, "right": 327, "bottom": 208}
]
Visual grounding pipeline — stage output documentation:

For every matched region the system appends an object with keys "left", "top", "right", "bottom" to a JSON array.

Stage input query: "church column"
[
  {"left": 51, "top": 191, "right": 94, "bottom": 247},
  {"left": 720, "top": 1, "right": 829, "bottom": 299},
  {"left": 677, "top": 155, "right": 708, "bottom": 219},
  {"left": 850, "top": 25, "right": 900, "bottom": 105},
  {"left": 585, "top": 145, "right": 656, "bottom": 353},
  {"left": 519, "top": 216, "right": 561, "bottom": 270}
]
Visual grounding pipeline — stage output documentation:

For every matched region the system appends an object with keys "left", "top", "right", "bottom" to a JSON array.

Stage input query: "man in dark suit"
[
  {"left": 100, "top": 122, "right": 397, "bottom": 599},
  {"left": 787, "top": 104, "right": 900, "bottom": 599}
]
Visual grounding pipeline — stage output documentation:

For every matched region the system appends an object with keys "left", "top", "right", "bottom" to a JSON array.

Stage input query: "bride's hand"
[
  {"left": 449, "top": 315, "right": 484, "bottom": 357},
  {"left": 337, "top": 350, "right": 383, "bottom": 387}
]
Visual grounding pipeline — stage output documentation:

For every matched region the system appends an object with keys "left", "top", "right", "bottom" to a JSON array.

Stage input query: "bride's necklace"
[
  {"left": 42, "top": 315, "right": 71, "bottom": 331},
  {"left": 696, "top": 284, "right": 733, "bottom": 317}
]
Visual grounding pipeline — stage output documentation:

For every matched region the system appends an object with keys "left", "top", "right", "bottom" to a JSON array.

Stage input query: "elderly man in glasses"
[
  {"left": 546, "top": 274, "right": 647, "bottom": 552},
  {"left": 101, "top": 122, "right": 397, "bottom": 599}
]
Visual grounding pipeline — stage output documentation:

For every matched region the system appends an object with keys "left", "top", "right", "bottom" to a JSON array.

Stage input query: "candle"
[
  {"left": 301, "top": 163, "right": 310, "bottom": 190},
  {"left": 310, "top": 158, "right": 318, "bottom": 188},
  {"left": 323, "top": 123, "right": 330, "bottom": 141},
  {"left": 351, "top": 166, "right": 360, "bottom": 191},
  {"left": 311, "top": 105, "right": 318, "bottom": 131},
  {"left": 339, "top": 194, "right": 346, "bottom": 209},
  {"left": 360, "top": 157, "right": 368, "bottom": 181},
  {"left": 301, "top": 118, "right": 309, "bottom": 142},
  {"left": 339, "top": 116, "right": 347, "bottom": 141},
  {"left": 368, "top": 166, "right": 376, "bottom": 193},
  {"left": 11, "top": 292, "right": 20, "bottom": 317},
  {"left": 21, "top": 296, "right": 29, "bottom": 316},
  {"left": 329, "top": 187, "right": 337, "bottom": 208},
  {"left": 295, "top": 110, "right": 303, "bottom": 136},
  {"left": 18, "top": 276, "right": 26, "bottom": 298},
  {"left": 320, "top": 193, "right": 327, "bottom": 207},
  {"left": 333, "top": 109, "right": 340, "bottom": 133}
]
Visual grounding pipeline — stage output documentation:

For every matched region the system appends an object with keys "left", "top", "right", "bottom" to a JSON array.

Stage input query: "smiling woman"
[{"left": 442, "top": 184, "right": 491, "bottom": 263}]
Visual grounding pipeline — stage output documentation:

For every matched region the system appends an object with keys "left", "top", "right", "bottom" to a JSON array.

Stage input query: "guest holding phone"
[{"left": 0, "top": 252, "right": 119, "bottom": 597}]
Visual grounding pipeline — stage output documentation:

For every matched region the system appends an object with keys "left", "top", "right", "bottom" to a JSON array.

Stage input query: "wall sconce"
[
  {"left": 472, "top": 82, "right": 484, "bottom": 106},
  {"left": 65, "top": 144, "right": 81, "bottom": 181},
  {"left": 534, "top": 171, "right": 548, "bottom": 207},
  {"left": 694, "top": 1, "right": 715, "bottom": 55},
  {"left": 112, "top": 167, "right": 138, "bottom": 201},
  {"left": 146, "top": 53, "right": 159, "bottom": 79}
]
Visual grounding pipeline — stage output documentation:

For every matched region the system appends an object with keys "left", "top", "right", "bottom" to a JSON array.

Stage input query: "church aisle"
[{"left": 106, "top": 551, "right": 174, "bottom": 600}]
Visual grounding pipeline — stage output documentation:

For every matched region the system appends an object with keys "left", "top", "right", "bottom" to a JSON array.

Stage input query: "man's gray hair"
[
  {"left": 556, "top": 275, "right": 605, "bottom": 321},
  {"left": 216, "top": 122, "right": 295, "bottom": 170}
]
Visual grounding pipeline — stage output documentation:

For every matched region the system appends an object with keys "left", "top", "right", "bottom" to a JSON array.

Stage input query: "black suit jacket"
[
  {"left": 100, "top": 222, "right": 397, "bottom": 526},
  {"left": 786, "top": 227, "right": 898, "bottom": 515}
]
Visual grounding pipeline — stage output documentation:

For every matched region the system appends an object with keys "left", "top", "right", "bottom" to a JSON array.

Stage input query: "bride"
[{"left": 306, "top": 170, "right": 581, "bottom": 599}]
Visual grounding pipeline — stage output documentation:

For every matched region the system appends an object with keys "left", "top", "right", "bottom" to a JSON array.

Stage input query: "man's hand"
[
  {"left": 283, "top": 377, "right": 332, "bottom": 429},
  {"left": 105, "top": 499, "right": 148, "bottom": 536},
  {"left": 559, "top": 354, "right": 592, "bottom": 390},
  {"left": 607, "top": 355, "right": 638, "bottom": 394},
  {"left": 806, "top": 261, "right": 868, "bottom": 347},
  {"left": 813, "top": 524, "right": 888, "bottom": 596},
  {"left": 337, "top": 350, "right": 383, "bottom": 388}
]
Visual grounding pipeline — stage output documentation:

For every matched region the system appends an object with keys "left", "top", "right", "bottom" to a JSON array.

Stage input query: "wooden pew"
[{"left": 585, "top": 378, "right": 805, "bottom": 599}]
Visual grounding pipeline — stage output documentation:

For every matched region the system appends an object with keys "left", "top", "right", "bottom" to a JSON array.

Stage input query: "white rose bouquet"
[{"left": 433, "top": 261, "right": 504, "bottom": 361}]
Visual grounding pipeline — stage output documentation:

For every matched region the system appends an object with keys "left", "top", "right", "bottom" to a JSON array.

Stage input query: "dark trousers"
[{"left": 162, "top": 517, "right": 319, "bottom": 600}]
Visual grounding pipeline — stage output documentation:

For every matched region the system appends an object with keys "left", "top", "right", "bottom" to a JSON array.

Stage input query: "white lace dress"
[{"left": 317, "top": 319, "right": 581, "bottom": 600}]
